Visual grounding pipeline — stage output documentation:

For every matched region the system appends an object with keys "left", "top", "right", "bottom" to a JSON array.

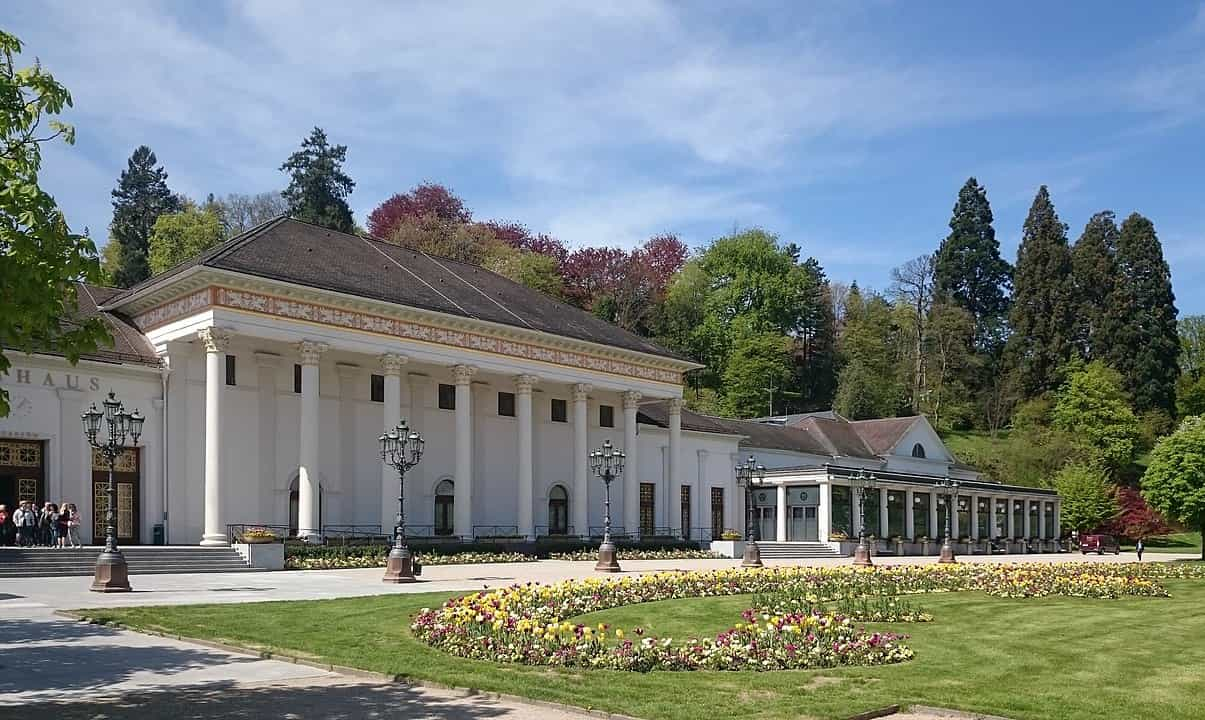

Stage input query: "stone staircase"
[
  {"left": 754, "top": 542, "right": 843, "bottom": 559},
  {"left": 0, "top": 546, "right": 254, "bottom": 578}
]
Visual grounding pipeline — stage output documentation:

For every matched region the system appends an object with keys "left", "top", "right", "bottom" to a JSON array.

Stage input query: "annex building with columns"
[{"left": 0, "top": 217, "right": 1058, "bottom": 553}]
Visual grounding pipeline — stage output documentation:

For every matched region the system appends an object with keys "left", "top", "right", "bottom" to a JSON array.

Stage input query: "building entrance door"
[
  {"left": 91, "top": 447, "right": 140, "bottom": 545},
  {"left": 755, "top": 506, "right": 776, "bottom": 542},
  {"left": 786, "top": 506, "right": 820, "bottom": 541}
]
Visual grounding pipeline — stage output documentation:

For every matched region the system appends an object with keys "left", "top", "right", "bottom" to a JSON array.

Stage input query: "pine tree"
[
  {"left": 1107, "top": 213, "right": 1179, "bottom": 414},
  {"left": 109, "top": 146, "right": 179, "bottom": 287},
  {"left": 1070, "top": 211, "right": 1119, "bottom": 360},
  {"left": 934, "top": 178, "right": 1012, "bottom": 351},
  {"left": 1008, "top": 186, "right": 1075, "bottom": 397},
  {"left": 280, "top": 127, "right": 355, "bottom": 232}
]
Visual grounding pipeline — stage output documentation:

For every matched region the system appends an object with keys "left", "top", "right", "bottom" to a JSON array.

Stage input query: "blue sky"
[{"left": 10, "top": 1, "right": 1205, "bottom": 312}]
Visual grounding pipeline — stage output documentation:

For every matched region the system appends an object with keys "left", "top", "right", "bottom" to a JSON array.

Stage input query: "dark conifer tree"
[
  {"left": 1108, "top": 213, "right": 1179, "bottom": 414},
  {"left": 280, "top": 127, "right": 355, "bottom": 233},
  {"left": 934, "top": 177, "right": 1012, "bottom": 351},
  {"left": 109, "top": 146, "right": 179, "bottom": 287},
  {"left": 1007, "top": 186, "right": 1075, "bottom": 396},
  {"left": 1070, "top": 211, "right": 1119, "bottom": 361}
]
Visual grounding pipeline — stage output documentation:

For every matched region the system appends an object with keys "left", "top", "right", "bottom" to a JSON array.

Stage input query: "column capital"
[
  {"left": 297, "top": 340, "right": 329, "bottom": 365},
  {"left": 452, "top": 364, "right": 477, "bottom": 385},
  {"left": 254, "top": 351, "right": 282, "bottom": 368},
  {"left": 571, "top": 383, "right": 592, "bottom": 401},
  {"left": 197, "top": 327, "right": 231, "bottom": 354},
  {"left": 622, "top": 390, "right": 642, "bottom": 410},
  {"left": 379, "top": 353, "right": 408, "bottom": 375},
  {"left": 514, "top": 374, "right": 539, "bottom": 394},
  {"left": 667, "top": 397, "right": 684, "bottom": 415}
]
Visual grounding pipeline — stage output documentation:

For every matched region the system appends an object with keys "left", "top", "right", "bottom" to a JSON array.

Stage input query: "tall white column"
[
  {"left": 928, "top": 492, "right": 939, "bottom": 540},
  {"left": 515, "top": 374, "right": 537, "bottom": 540},
  {"left": 776, "top": 484, "right": 787, "bottom": 542},
  {"left": 622, "top": 391, "right": 641, "bottom": 536},
  {"left": 453, "top": 365, "right": 476, "bottom": 540},
  {"left": 571, "top": 384, "right": 591, "bottom": 538},
  {"left": 879, "top": 486, "right": 890, "bottom": 538},
  {"left": 904, "top": 488, "right": 915, "bottom": 539},
  {"left": 297, "top": 340, "right": 328, "bottom": 543},
  {"left": 406, "top": 373, "right": 428, "bottom": 527},
  {"left": 989, "top": 496, "right": 998, "bottom": 539},
  {"left": 1037, "top": 499, "right": 1046, "bottom": 539},
  {"left": 817, "top": 480, "right": 831, "bottom": 543},
  {"left": 198, "top": 328, "right": 230, "bottom": 546},
  {"left": 668, "top": 398, "right": 682, "bottom": 537},
  {"left": 970, "top": 495, "right": 980, "bottom": 540},
  {"left": 379, "top": 354, "right": 407, "bottom": 534},
  {"left": 695, "top": 449, "right": 708, "bottom": 540}
]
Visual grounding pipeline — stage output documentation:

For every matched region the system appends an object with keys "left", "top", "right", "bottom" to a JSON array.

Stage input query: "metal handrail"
[
  {"left": 589, "top": 525, "right": 628, "bottom": 538},
  {"left": 472, "top": 525, "right": 521, "bottom": 538},
  {"left": 534, "top": 525, "right": 576, "bottom": 538},
  {"left": 323, "top": 524, "right": 383, "bottom": 537}
]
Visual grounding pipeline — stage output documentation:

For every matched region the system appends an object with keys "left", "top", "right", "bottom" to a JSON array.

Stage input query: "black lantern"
[
  {"left": 852, "top": 469, "right": 878, "bottom": 567},
  {"left": 590, "top": 439, "right": 624, "bottom": 573},
  {"left": 937, "top": 475, "right": 960, "bottom": 564},
  {"left": 379, "top": 418, "right": 424, "bottom": 583},
  {"left": 734, "top": 455, "right": 766, "bottom": 568},
  {"left": 81, "top": 390, "right": 142, "bottom": 592}
]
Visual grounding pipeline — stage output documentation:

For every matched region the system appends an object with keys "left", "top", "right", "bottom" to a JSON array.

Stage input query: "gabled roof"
[
  {"left": 16, "top": 283, "right": 161, "bottom": 367},
  {"left": 847, "top": 416, "right": 923, "bottom": 454},
  {"left": 105, "top": 217, "right": 691, "bottom": 363}
]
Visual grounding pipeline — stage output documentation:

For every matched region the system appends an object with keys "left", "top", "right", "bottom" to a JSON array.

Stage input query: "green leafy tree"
[
  {"left": 1178, "top": 375, "right": 1205, "bottom": 418},
  {"left": 1051, "top": 361, "right": 1140, "bottom": 476},
  {"left": 1007, "top": 186, "right": 1075, "bottom": 397},
  {"left": 722, "top": 332, "right": 795, "bottom": 417},
  {"left": 482, "top": 244, "right": 564, "bottom": 298},
  {"left": 1106, "top": 213, "right": 1179, "bottom": 415},
  {"left": 923, "top": 302, "right": 976, "bottom": 431},
  {"left": 934, "top": 177, "right": 1011, "bottom": 351},
  {"left": 147, "top": 201, "right": 225, "bottom": 274},
  {"left": 1178, "top": 315, "right": 1205, "bottom": 381},
  {"left": 0, "top": 30, "right": 108, "bottom": 415},
  {"left": 1054, "top": 462, "right": 1119, "bottom": 533},
  {"left": 834, "top": 290, "right": 903, "bottom": 419},
  {"left": 280, "top": 127, "right": 355, "bottom": 232},
  {"left": 109, "top": 145, "right": 179, "bottom": 287},
  {"left": 1069, "top": 211, "right": 1119, "bottom": 360},
  {"left": 1143, "top": 416, "right": 1205, "bottom": 560}
]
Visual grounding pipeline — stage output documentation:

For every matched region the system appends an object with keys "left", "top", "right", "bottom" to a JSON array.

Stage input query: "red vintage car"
[{"left": 1079, "top": 534, "right": 1120, "bottom": 555}]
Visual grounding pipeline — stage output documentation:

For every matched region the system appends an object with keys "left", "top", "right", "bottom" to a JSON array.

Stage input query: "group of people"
[{"left": 0, "top": 501, "right": 83, "bottom": 548}]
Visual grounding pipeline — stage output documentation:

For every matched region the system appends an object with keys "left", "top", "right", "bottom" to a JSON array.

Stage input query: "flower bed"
[
  {"left": 285, "top": 547, "right": 535, "bottom": 570},
  {"left": 548, "top": 548, "right": 721, "bottom": 561},
  {"left": 412, "top": 563, "right": 1200, "bottom": 672}
]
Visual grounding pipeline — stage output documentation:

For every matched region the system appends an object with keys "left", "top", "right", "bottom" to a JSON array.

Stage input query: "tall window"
[
  {"left": 550, "top": 398, "right": 567, "bottom": 423},
  {"left": 1013, "top": 500, "right": 1025, "bottom": 537},
  {"left": 370, "top": 374, "right": 384, "bottom": 403},
  {"left": 957, "top": 496, "right": 970, "bottom": 538},
  {"left": 599, "top": 404, "right": 615, "bottom": 428},
  {"left": 976, "top": 497, "right": 989, "bottom": 538},
  {"left": 438, "top": 383, "right": 456, "bottom": 410},
  {"left": 913, "top": 492, "right": 930, "bottom": 539},
  {"left": 498, "top": 391, "right": 515, "bottom": 417},
  {"left": 710, "top": 487, "right": 724, "bottom": 539},
  {"left": 680, "top": 485, "right": 691, "bottom": 540},
  {"left": 224, "top": 354, "right": 236, "bottom": 386},
  {"left": 639, "top": 482, "right": 655, "bottom": 535},
  {"left": 831, "top": 485, "right": 853, "bottom": 537},
  {"left": 994, "top": 499, "right": 1008, "bottom": 538},
  {"left": 434, "top": 479, "right": 455, "bottom": 536},
  {"left": 293, "top": 363, "right": 302, "bottom": 393},
  {"left": 1044, "top": 501, "right": 1056, "bottom": 539},
  {"left": 548, "top": 485, "right": 568, "bottom": 536},
  {"left": 1028, "top": 500, "right": 1040, "bottom": 538},
  {"left": 862, "top": 488, "right": 881, "bottom": 537},
  {"left": 886, "top": 490, "right": 905, "bottom": 538},
  {"left": 911, "top": 443, "right": 925, "bottom": 458}
]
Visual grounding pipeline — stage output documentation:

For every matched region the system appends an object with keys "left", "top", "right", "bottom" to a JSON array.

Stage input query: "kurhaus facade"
[{"left": 0, "top": 218, "right": 1058, "bottom": 551}]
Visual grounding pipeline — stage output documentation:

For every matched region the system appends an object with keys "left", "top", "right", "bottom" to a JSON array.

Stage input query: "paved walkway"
[{"left": 1, "top": 552, "right": 1191, "bottom": 718}]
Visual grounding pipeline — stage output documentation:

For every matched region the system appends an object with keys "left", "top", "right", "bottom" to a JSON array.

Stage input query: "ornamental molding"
[
  {"left": 452, "top": 364, "right": 477, "bottom": 385},
  {"left": 297, "top": 340, "right": 329, "bottom": 365},
  {"left": 197, "top": 327, "right": 231, "bottom": 354},
  {"left": 622, "top": 390, "right": 643, "bottom": 409},
  {"left": 514, "top": 374, "right": 539, "bottom": 394},
  {"left": 667, "top": 397, "right": 684, "bottom": 414},
  {"left": 571, "top": 383, "right": 592, "bottom": 401},
  {"left": 130, "top": 281, "right": 687, "bottom": 386},
  {"left": 379, "top": 353, "right": 408, "bottom": 375}
]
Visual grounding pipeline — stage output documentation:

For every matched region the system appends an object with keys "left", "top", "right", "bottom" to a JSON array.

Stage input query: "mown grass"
[
  {"left": 1125, "top": 531, "right": 1202, "bottom": 555},
  {"left": 85, "top": 573, "right": 1205, "bottom": 720}
]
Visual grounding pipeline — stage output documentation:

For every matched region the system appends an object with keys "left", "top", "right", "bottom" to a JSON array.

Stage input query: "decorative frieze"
[{"left": 134, "top": 286, "right": 682, "bottom": 385}]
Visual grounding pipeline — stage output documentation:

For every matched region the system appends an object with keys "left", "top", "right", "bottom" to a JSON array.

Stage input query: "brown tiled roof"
[
  {"left": 792, "top": 416, "right": 875, "bottom": 456},
  {"left": 24, "top": 283, "right": 160, "bottom": 366},
  {"left": 848, "top": 416, "right": 921, "bottom": 454},
  {"left": 636, "top": 402, "right": 735, "bottom": 435},
  {"left": 107, "top": 217, "right": 688, "bottom": 362}
]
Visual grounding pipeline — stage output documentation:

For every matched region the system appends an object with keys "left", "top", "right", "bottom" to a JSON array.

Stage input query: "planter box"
[
  {"left": 234, "top": 541, "right": 284, "bottom": 570},
  {"left": 709, "top": 540, "right": 745, "bottom": 559}
]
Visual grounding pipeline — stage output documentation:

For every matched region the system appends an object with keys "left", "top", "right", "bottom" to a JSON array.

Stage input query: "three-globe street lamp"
[
  {"left": 853, "top": 469, "right": 878, "bottom": 567},
  {"left": 734, "top": 455, "right": 766, "bottom": 568},
  {"left": 590, "top": 439, "right": 624, "bottom": 573},
  {"left": 938, "top": 475, "right": 960, "bottom": 564},
  {"left": 379, "top": 419, "right": 425, "bottom": 583},
  {"left": 81, "top": 390, "right": 144, "bottom": 593}
]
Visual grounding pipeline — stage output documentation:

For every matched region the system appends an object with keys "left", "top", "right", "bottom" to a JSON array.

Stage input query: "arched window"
[
  {"left": 911, "top": 443, "right": 926, "bottom": 459},
  {"left": 548, "top": 485, "right": 569, "bottom": 536},
  {"left": 434, "top": 479, "right": 455, "bottom": 536}
]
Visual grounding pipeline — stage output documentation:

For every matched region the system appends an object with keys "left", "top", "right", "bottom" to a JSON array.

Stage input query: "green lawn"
[
  {"left": 1125, "top": 531, "right": 1203, "bottom": 555},
  {"left": 84, "top": 576, "right": 1205, "bottom": 720}
]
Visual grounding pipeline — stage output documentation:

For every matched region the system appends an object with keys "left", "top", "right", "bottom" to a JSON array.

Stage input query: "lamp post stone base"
[
  {"left": 382, "top": 547, "right": 418, "bottom": 583},
  {"left": 741, "top": 542, "right": 763, "bottom": 568},
  {"left": 938, "top": 542, "right": 958, "bottom": 564},
  {"left": 595, "top": 541, "right": 621, "bottom": 573},
  {"left": 90, "top": 550, "right": 132, "bottom": 593},
  {"left": 853, "top": 542, "right": 873, "bottom": 567}
]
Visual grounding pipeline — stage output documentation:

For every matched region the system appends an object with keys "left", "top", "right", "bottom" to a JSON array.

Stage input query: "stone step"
[
  {"left": 0, "top": 546, "right": 252, "bottom": 577},
  {"left": 755, "top": 542, "right": 843, "bottom": 559}
]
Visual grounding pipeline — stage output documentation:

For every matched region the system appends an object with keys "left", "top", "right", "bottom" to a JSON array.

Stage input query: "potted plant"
[
  {"left": 242, "top": 527, "right": 278, "bottom": 544},
  {"left": 720, "top": 530, "right": 742, "bottom": 541},
  {"left": 829, "top": 529, "right": 848, "bottom": 541}
]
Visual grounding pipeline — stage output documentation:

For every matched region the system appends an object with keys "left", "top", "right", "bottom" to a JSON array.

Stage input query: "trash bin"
[{"left": 153, "top": 523, "right": 165, "bottom": 545}]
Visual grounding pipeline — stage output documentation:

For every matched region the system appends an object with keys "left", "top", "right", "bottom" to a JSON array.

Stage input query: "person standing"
[
  {"left": 0, "top": 504, "right": 12, "bottom": 546},
  {"left": 63, "top": 503, "right": 83, "bottom": 549},
  {"left": 1136, "top": 537, "right": 1145, "bottom": 562},
  {"left": 56, "top": 503, "right": 69, "bottom": 548},
  {"left": 38, "top": 502, "right": 54, "bottom": 547},
  {"left": 14, "top": 501, "right": 35, "bottom": 547}
]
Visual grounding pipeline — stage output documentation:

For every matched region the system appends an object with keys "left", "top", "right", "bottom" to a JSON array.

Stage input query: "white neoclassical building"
[{"left": 0, "top": 217, "right": 1058, "bottom": 553}]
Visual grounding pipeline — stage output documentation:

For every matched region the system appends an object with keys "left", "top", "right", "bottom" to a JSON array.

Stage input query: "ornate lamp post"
[
  {"left": 938, "top": 475, "right": 960, "bottom": 564},
  {"left": 82, "top": 390, "right": 144, "bottom": 593},
  {"left": 379, "top": 419, "right": 424, "bottom": 583},
  {"left": 735, "top": 455, "right": 766, "bottom": 568},
  {"left": 853, "top": 470, "right": 877, "bottom": 567},
  {"left": 590, "top": 439, "right": 624, "bottom": 573}
]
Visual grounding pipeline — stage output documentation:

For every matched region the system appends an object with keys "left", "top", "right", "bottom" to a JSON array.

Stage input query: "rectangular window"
[
  {"left": 599, "top": 404, "right": 614, "bottom": 428},
  {"left": 293, "top": 364, "right": 302, "bottom": 394},
  {"left": 886, "top": 489, "right": 905, "bottom": 538},
  {"left": 957, "top": 496, "right": 971, "bottom": 539},
  {"left": 913, "top": 492, "right": 930, "bottom": 539},
  {"left": 994, "top": 499, "right": 1009, "bottom": 538},
  {"left": 976, "top": 497, "right": 990, "bottom": 538},
  {"left": 370, "top": 374, "right": 385, "bottom": 403},
  {"left": 550, "top": 398, "right": 567, "bottom": 423},
  {"left": 831, "top": 485, "right": 853, "bottom": 538},
  {"left": 224, "top": 354, "right": 236, "bottom": 386},
  {"left": 639, "top": 482, "right": 655, "bottom": 535},
  {"left": 438, "top": 383, "right": 456, "bottom": 410},
  {"left": 862, "top": 488, "right": 881, "bottom": 537},
  {"left": 1044, "top": 501, "right": 1056, "bottom": 539},
  {"left": 498, "top": 391, "right": 515, "bottom": 417},
  {"left": 710, "top": 487, "right": 724, "bottom": 540},
  {"left": 680, "top": 485, "right": 691, "bottom": 540}
]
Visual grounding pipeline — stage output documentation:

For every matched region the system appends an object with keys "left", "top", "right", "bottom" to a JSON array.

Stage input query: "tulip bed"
[{"left": 412, "top": 562, "right": 1197, "bottom": 672}]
